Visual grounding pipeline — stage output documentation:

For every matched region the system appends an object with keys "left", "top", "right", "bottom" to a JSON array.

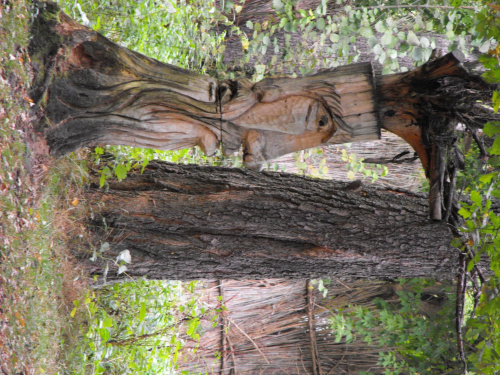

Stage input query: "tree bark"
[{"left": 83, "top": 161, "right": 460, "bottom": 281}]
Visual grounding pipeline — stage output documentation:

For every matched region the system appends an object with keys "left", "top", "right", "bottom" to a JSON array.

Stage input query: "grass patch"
[{"left": 0, "top": 2, "right": 92, "bottom": 373}]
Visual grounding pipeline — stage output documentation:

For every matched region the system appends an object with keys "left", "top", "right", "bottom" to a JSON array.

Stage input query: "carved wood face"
[
  {"left": 238, "top": 96, "right": 339, "bottom": 169},
  {"left": 217, "top": 77, "right": 347, "bottom": 169},
  {"left": 233, "top": 96, "right": 336, "bottom": 135},
  {"left": 43, "top": 11, "right": 381, "bottom": 163}
]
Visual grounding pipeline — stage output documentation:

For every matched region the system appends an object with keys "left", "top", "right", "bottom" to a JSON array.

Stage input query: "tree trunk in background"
[
  {"left": 83, "top": 161, "right": 461, "bottom": 281},
  {"left": 215, "top": 0, "right": 478, "bottom": 73}
]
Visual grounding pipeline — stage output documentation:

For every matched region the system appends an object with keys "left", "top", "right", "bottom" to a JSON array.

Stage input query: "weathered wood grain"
[{"left": 34, "top": 6, "right": 381, "bottom": 168}]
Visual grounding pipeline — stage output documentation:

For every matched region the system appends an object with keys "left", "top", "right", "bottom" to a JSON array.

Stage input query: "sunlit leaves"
[
  {"left": 70, "top": 280, "right": 203, "bottom": 374},
  {"left": 407, "top": 31, "right": 420, "bottom": 46},
  {"left": 272, "top": 0, "right": 284, "bottom": 11},
  {"left": 341, "top": 149, "right": 388, "bottom": 182}
]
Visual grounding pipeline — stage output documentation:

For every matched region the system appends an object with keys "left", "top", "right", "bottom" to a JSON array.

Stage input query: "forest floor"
[{"left": 0, "top": 2, "right": 90, "bottom": 373}]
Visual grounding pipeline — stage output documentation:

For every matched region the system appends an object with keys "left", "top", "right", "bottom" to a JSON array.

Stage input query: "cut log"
[{"left": 376, "top": 50, "right": 495, "bottom": 219}]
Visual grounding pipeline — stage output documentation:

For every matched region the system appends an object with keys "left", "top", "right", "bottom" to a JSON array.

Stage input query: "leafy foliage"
[
  {"left": 62, "top": 0, "right": 226, "bottom": 73},
  {"left": 329, "top": 280, "right": 460, "bottom": 374},
  {"left": 70, "top": 279, "right": 204, "bottom": 374},
  {"left": 223, "top": 0, "right": 483, "bottom": 78},
  {"left": 0, "top": 2, "right": 93, "bottom": 372},
  {"left": 457, "top": 121, "right": 500, "bottom": 373},
  {"left": 58, "top": 0, "right": 236, "bottom": 185},
  {"left": 341, "top": 148, "right": 388, "bottom": 182},
  {"left": 53, "top": 3, "right": 226, "bottom": 372},
  {"left": 450, "top": 3, "right": 500, "bottom": 374}
]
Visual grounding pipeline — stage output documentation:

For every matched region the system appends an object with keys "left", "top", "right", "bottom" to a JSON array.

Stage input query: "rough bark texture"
[
  {"left": 84, "top": 161, "right": 459, "bottom": 281},
  {"left": 32, "top": 4, "right": 495, "bottom": 180}
]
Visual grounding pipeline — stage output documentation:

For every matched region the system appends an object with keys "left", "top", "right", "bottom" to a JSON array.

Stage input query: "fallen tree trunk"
[{"left": 84, "top": 161, "right": 460, "bottom": 281}]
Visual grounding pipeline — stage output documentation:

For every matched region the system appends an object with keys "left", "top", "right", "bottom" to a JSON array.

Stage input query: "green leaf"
[
  {"left": 471, "top": 190, "right": 482, "bottom": 206},
  {"left": 407, "top": 31, "right": 420, "bottom": 46},
  {"left": 330, "top": 33, "right": 339, "bottom": 43},
  {"left": 491, "top": 137, "right": 500, "bottom": 155},
  {"left": 316, "top": 18, "right": 325, "bottom": 31},
  {"left": 381, "top": 32, "right": 394, "bottom": 47},
  {"left": 99, "top": 327, "right": 110, "bottom": 342},
  {"left": 467, "top": 259, "right": 477, "bottom": 272},
  {"left": 139, "top": 302, "right": 147, "bottom": 322},
  {"left": 458, "top": 207, "right": 471, "bottom": 219},
  {"left": 100, "top": 166, "right": 111, "bottom": 187},
  {"left": 479, "top": 39, "right": 491, "bottom": 53},
  {"left": 484, "top": 122, "right": 500, "bottom": 137},
  {"left": 479, "top": 173, "right": 497, "bottom": 184},
  {"left": 493, "top": 91, "right": 500, "bottom": 114},
  {"left": 359, "top": 26, "right": 373, "bottom": 38},
  {"left": 246, "top": 20, "right": 253, "bottom": 29},
  {"left": 479, "top": 55, "right": 499, "bottom": 70},
  {"left": 102, "top": 316, "right": 113, "bottom": 328},
  {"left": 114, "top": 164, "right": 128, "bottom": 180},
  {"left": 483, "top": 68, "right": 500, "bottom": 83},
  {"left": 375, "top": 20, "right": 386, "bottom": 32},
  {"left": 116, "top": 249, "right": 131, "bottom": 264},
  {"left": 420, "top": 37, "right": 430, "bottom": 48},
  {"left": 411, "top": 47, "right": 424, "bottom": 61},
  {"left": 272, "top": 0, "right": 284, "bottom": 10}
]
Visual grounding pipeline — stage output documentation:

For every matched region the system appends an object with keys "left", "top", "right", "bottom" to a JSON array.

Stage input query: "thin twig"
[
  {"left": 333, "top": 278, "right": 352, "bottom": 291},
  {"left": 307, "top": 280, "right": 323, "bottom": 375},
  {"left": 456, "top": 253, "right": 467, "bottom": 373},
  {"left": 444, "top": 162, "right": 457, "bottom": 222},
  {"left": 350, "top": 5, "right": 476, "bottom": 11},
  {"left": 218, "top": 280, "right": 227, "bottom": 375},
  {"left": 227, "top": 317, "right": 270, "bottom": 365},
  {"left": 325, "top": 347, "right": 349, "bottom": 375},
  {"left": 226, "top": 335, "right": 238, "bottom": 375},
  {"left": 466, "top": 272, "right": 482, "bottom": 318},
  {"left": 470, "top": 128, "right": 488, "bottom": 159},
  {"left": 220, "top": 5, "right": 476, "bottom": 18}
]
